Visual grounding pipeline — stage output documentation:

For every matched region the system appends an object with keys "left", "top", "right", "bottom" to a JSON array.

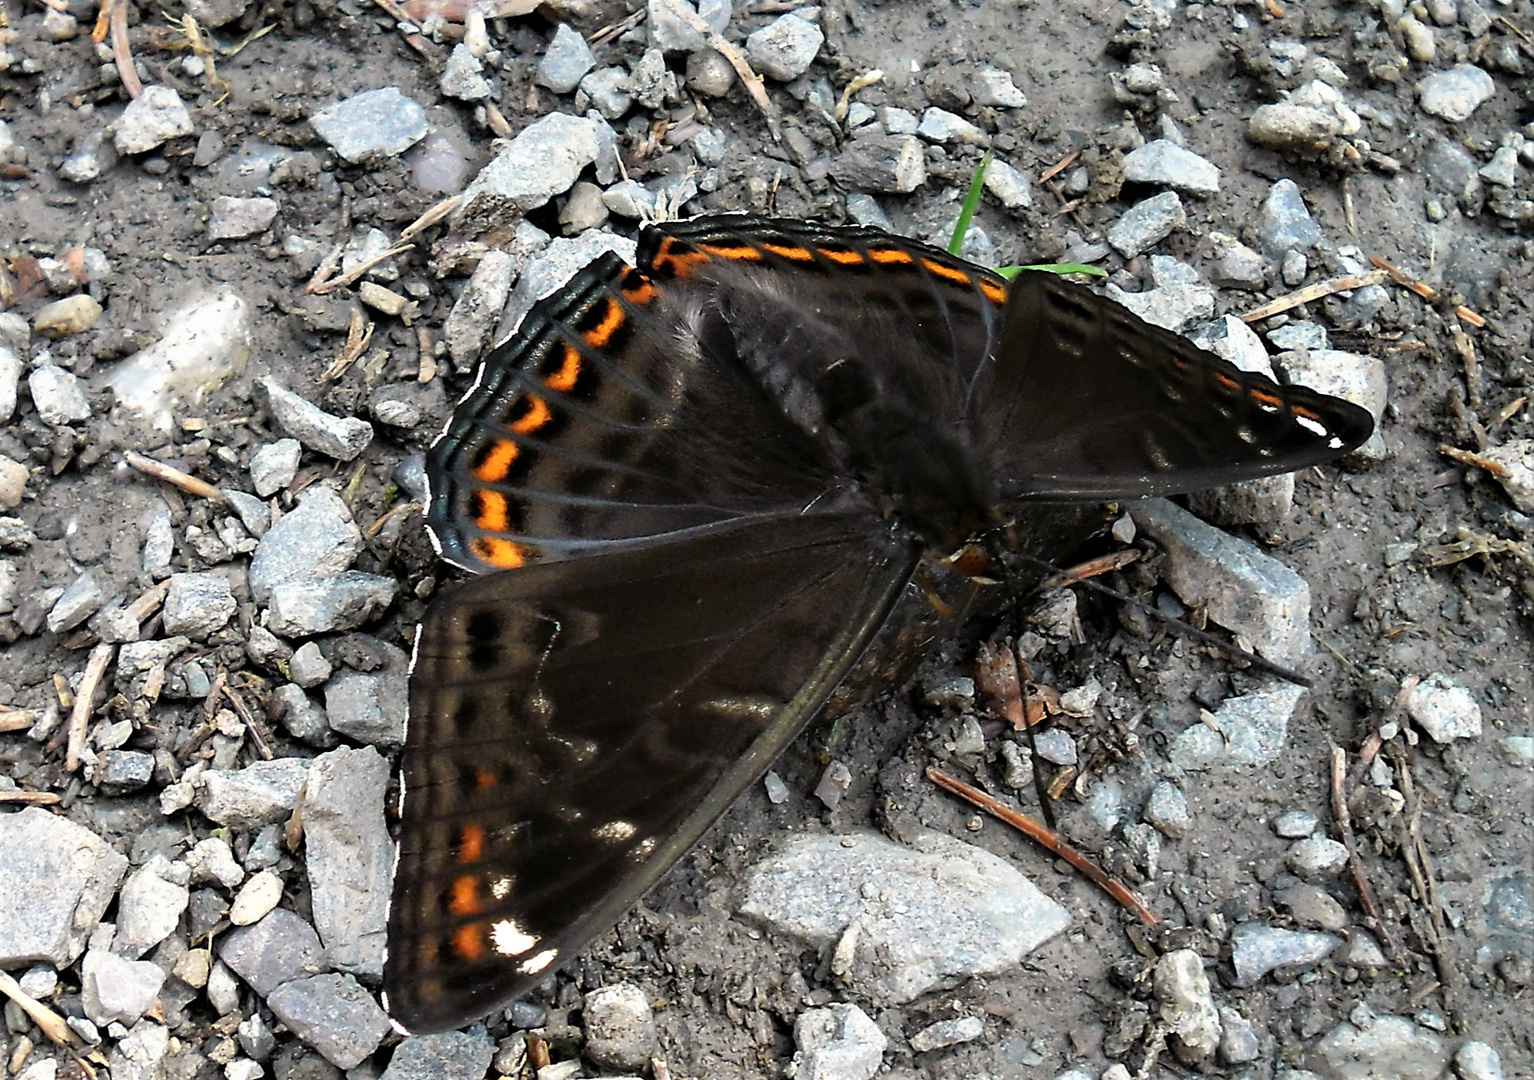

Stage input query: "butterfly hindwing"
[
  {"left": 981, "top": 269, "right": 1376, "bottom": 500},
  {"left": 386, "top": 512, "right": 919, "bottom": 1032}
]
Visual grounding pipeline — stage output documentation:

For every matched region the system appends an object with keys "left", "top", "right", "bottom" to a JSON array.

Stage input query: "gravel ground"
[{"left": 2, "top": 0, "right": 1534, "bottom": 1077}]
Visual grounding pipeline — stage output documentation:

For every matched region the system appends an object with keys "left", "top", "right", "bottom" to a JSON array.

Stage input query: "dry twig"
[
  {"left": 0, "top": 969, "right": 82, "bottom": 1049},
  {"left": 92, "top": 0, "right": 142, "bottom": 98},
  {"left": 0, "top": 791, "right": 61, "bottom": 805},
  {"left": 65, "top": 643, "right": 116, "bottom": 773},
  {"left": 927, "top": 767, "right": 1159, "bottom": 926},
  {"left": 1238, "top": 269, "right": 1391, "bottom": 323},
  {"left": 1438, "top": 443, "right": 1509, "bottom": 478},
  {"left": 1329, "top": 747, "right": 1397, "bottom": 958},
  {"left": 1041, "top": 549, "right": 1140, "bottom": 588},
  {"left": 124, "top": 450, "right": 225, "bottom": 503}
]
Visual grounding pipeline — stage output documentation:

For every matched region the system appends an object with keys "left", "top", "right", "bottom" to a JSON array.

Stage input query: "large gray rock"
[
  {"left": 266, "top": 974, "right": 392, "bottom": 1069},
  {"left": 304, "top": 747, "right": 392, "bottom": 977},
  {"left": 219, "top": 907, "right": 325, "bottom": 996},
  {"left": 0, "top": 807, "right": 128, "bottom": 967},
  {"left": 248, "top": 487, "right": 363, "bottom": 606},
  {"left": 740, "top": 829, "right": 1069, "bottom": 1003}
]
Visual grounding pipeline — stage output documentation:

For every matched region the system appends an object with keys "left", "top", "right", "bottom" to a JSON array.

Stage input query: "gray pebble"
[
  {"left": 440, "top": 44, "right": 492, "bottom": 101},
  {"left": 1229, "top": 922, "right": 1340, "bottom": 986},
  {"left": 116, "top": 855, "right": 191, "bottom": 958},
  {"left": 259, "top": 377, "right": 373, "bottom": 461},
  {"left": 971, "top": 67, "right": 1026, "bottom": 108},
  {"left": 198, "top": 757, "right": 311, "bottom": 827},
  {"left": 791, "top": 1004, "right": 886, "bottom": 1080},
  {"left": 1107, "top": 191, "right": 1186, "bottom": 258},
  {"left": 1405, "top": 674, "right": 1482, "bottom": 742},
  {"left": 1275, "top": 883, "right": 1348, "bottom": 931},
  {"left": 60, "top": 131, "right": 119, "bottom": 182},
  {"left": 113, "top": 85, "right": 194, "bottom": 154},
  {"left": 0, "top": 345, "right": 18, "bottom": 421},
  {"left": 1122, "top": 139, "right": 1220, "bottom": 196},
  {"left": 1254, "top": 178, "right": 1321, "bottom": 259},
  {"left": 909, "top": 1016, "right": 983, "bottom": 1053},
  {"left": 28, "top": 364, "right": 92, "bottom": 424},
  {"left": 224, "top": 490, "right": 271, "bottom": 536},
  {"left": 97, "top": 750, "right": 155, "bottom": 793},
  {"left": 218, "top": 908, "right": 325, "bottom": 996},
  {"left": 830, "top": 133, "right": 925, "bottom": 194},
  {"left": 249, "top": 486, "right": 363, "bottom": 605},
  {"left": 266, "top": 572, "right": 397, "bottom": 636},
  {"left": 581, "top": 67, "right": 635, "bottom": 118},
  {"left": 1273, "top": 809, "right": 1318, "bottom": 837},
  {"left": 646, "top": 0, "right": 729, "bottom": 53},
  {"left": 81, "top": 949, "right": 167, "bottom": 1025},
  {"left": 628, "top": 48, "right": 678, "bottom": 109},
  {"left": 1218, "top": 1006, "right": 1261, "bottom": 1064},
  {"left": 163, "top": 571, "right": 237, "bottom": 637},
  {"left": 582, "top": 983, "right": 658, "bottom": 1070},
  {"left": 444, "top": 250, "right": 516, "bottom": 370},
  {"left": 1455, "top": 1040, "right": 1503, "bottom": 1080},
  {"left": 266, "top": 974, "right": 391, "bottom": 1070},
  {"left": 1144, "top": 780, "right": 1191, "bottom": 838},
  {"left": 458, "top": 112, "right": 601, "bottom": 223},
  {"left": 538, "top": 25, "right": 596, "bottom": 94},
  {"left": 206, "top": 196, "right": 278, "bottom": 241},
  {"left": 309, "top": 87, "right": 428, "bottom": 163},
  {"left": 685, "top": 49, "right": 735, "bottom": 97},
  {"left": 0, "top": 807, "right": 127, "bottom": 967},
  {"left": 917, "top": 107, "right": 985, "bottom": 145},
  {"left": 1313, "top": 1008, "right": 1448, "bottom": 1080},
  {"left": 305, "top": 746, "right": 392, "bottom": 976},
  {"left": 1154, "top": 949, "right": 1219, "bottom": 1064},
  {"left": 1105, "top": 283, "right": 1214, "bottom": 333},
  {"left": 290, "top": 641, "right": 333, "bottom": 687},
  {"left": 381, "top": 1032, "right": 494, "bottom": 1080},
  {"left": 323, "top": 643, "right": 409, "bottom": 746},
  {"left": 250, "top": 438, "right": 301, "bottom": 497},
  {"left": 1417, "top": 64, "right": 1495, "bottom": 122},
  {"left": 46, "top": 569, "right": 104, "bottom": 633},
  {"left": 983, "top": 158, "right": 1033, "bottom": 214},
  {"left": 273, "top": 684, "right": 335, "bottom": 746},
  {"left": 746, "top": 14, "right": 824, "bottom": 81}
]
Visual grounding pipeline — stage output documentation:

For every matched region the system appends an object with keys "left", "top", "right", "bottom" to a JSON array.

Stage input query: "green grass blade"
[{"left": 947, "top": 150, "right": 993, "bottom": 256}]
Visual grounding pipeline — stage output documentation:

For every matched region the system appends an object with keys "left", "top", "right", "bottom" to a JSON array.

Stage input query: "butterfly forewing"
[
  {"left": 387, "top": 513, "right": 917, "bottom": 1032},
  {"left": 982, "top": 270, "right": 1376, "bottom": 500}
]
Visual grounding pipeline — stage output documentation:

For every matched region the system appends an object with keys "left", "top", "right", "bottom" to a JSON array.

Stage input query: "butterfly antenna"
[{"left": 1010, "top": 550, "right": 1314, "bottom": 689}]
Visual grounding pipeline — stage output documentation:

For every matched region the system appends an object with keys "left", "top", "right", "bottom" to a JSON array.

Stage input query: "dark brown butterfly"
[{"left": 383, "top": 216, "right": 1373, "bottom": 1032}]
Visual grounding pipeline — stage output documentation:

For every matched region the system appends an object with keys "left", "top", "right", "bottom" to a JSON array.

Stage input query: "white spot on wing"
[
  {"left": 1296, "top": 414, "right": 1327, "bottom": 438},
  {"left": 490, "top": 919, "right": 538, "bottom": 956},
  {"left": 594, "top": 820, "right": 637, "bottom": 842},
  {"left": 490, "top": 875, "right": 515, "bottom": 900},
  {"left": 518, "top": 948, "right": 558, "bottom": 975}
]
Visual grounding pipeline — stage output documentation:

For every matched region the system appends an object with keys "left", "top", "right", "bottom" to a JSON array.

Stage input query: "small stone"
[
  {"left": 559, "top": 180, "right": 609, "bottom": 234},
  {"left": 1275, "top": 883, "right": 1349, "bottom": 932},
  {"left": 582, "top": 983, "right": 657, "bottom": 1070},
  {"left": 627, "top": 48, "right": 678, "bottom": 109},
  {"left": 537, "top": 24, "right": 595, "bottom": 94},
  {"left": 1417, "top": 65, "right": 1495, "bottom": 122},
  {"left": 1405, "top": 674, "right": 1482, "bottom": 742},
  {"left": 1248, "top": 81, "right": 1360, "bottom": 153},
  {"left": 1285, "top": 835, "right": 1349, "bottom": 878},
  {"left": 81, "top": 950, "right": 167, "bottom": 1025},
  {"left": 0, "top": 345, "right": 19, "bottom": 421},
  {"left": 647, "top": 0, "right": 728, "bottom": 53},
  {"left": 916, "top": 107, "right": 985, "bottom": 145},
  {"left": 60, "top": 131, "right": 119, "bottom": 183},
  {"left": 1399, "top": 15, "right": 1437, "bottom": 61},
  {"left": 304, "top": 746, "right": 391, "bottom": 976},
  {"left": 1230, "top": 922, "right": 1340, "bottom": 986},
  {"left": 40, "top": 8, "right": 79, "bottom": 40},
  {"left": 1273, "top": 810, "right": 1319, "bottom": 838},
  {"left": 230, "top": 870, "right": 284, "bottom": 926},
  {"left": 444, "top": 250, "right": 516, "bottom": 370},
  {"left": 813, "top": 760, "right": 853, "bottom": 810},
  {"left": 983, "top": 158, "right": 1033, "bottom": 214},
  {"left": 379, "top": 1032, "right": 494, "bottom": 1080},
  {"left": 1154, "top": 949, "right": 1220, "bottom": 1064},
  {"left": 187, "top": 837, "right": 245, "bottom": 889},
  {"left": 267, "top": 573, "right": 397, "bottom": 636},
  {"left": 1455, "top": 1040, "right": 1504, "bottom": 1080},
  {"left": 34, "top": 295, "right": 103, "bottom": 338},
  {"left": 908, "top": 1016, "right": 983, "bottom": 1053},
  {"left": 830, "top": 133, "right": 925, "bottom": 194},
  {"left": 791, "top": 1003, "right": 886, "bottom": 1080},
  {"left": 440, "top": 44, "right": 492, "bottom": 101},
  {"left": 1312, "top": 1009, "right": 1448, "bottom": 1080},
  {"left": 971, "top": 67, "right": 1026, "bottom": 108},
  {"left": 1122, "top": 140, "right": 1220, "bottom": 196},
  {"left": 1107, "top": 191, "right": 1186, "bottom": 258},
  {"left": 113, "top": 86, "right": 194, "bottom": 154},
  {"left": 309, "top": 88, "right": 428, "bottom": 163},
  {"left": 290, "top": 642, "right": 333, "bottom": 687},
  {"left": 259, "top": 377, "right": 373, "bottom": 461},
  {"left": 47, "top": 570, "right": 105, "bottom": 633},
  {"left": 97, "top": 750, "right": 155, "bottom": 794},
  {"left": 1479, "top": 145, "right": 1520, "bottom": 187},
  {"left": 28, "top": 364, "right": 92, "bottom": 422},
  {"left": 250, "top": 438, "right": 301, "bottom": 497},
  {"left": 162, "top": 572, "right": 237, "bottom": 637},
  {"left": 1478, "top": 439, "right": 1534, "bottom": 512},
  {"left": 458, "top": 113, "right": 601, "bottom": 225},
  {"left": 1144, "top": 781, "right": 1191, "bottom": 838},
  {"left": 746, "top": 14, "right": 824, "bottom": 81},
  {"left": 583, "top": 66, "right": 636, "bottom": 116},
  {"left": 116, "top": 856, "right": 191, "bottom": 958},
  {"left": 0, "top": 807, "right": 128, "bottom": 967},
  {"left": 1219, "top": 1007, "right": 1260, "bottom": 1065},
  {"left": 763, "top": 771, "right": 790, "bottom": 803},
  {"left": 323, "top": 644, "right": 409, "bottom": 745},
  {"left": 1254, "top": 178, "right": 1322, "bottom": 259},
  {"left": 1105, "top": 283, "right": 1214, "bottom": 334},
  {"left": 198, "top": 757, "right": 311, "bottom": 827},
  {"left": 206, "top": 197, "right": 279, "bottom": 241},
  {"left": 1208, "top": 235, "right": 1266, "bottom": 289},
  {"left": 265, "top": 974, "right": 391, "bottom": 1070},
  {"left": 218, "top": 908, "right": 324, "bottom": 995}
]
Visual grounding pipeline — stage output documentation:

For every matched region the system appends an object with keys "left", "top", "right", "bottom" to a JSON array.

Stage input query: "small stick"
[
  {"left": 0, "top": 791, "right": 61, "bottom": 805},
  {"left": 1368, "top": 256, "right": 1486, "bottom": 327},
  {"left": 1450, "top": 318, "right": 1480, "bottom": 407},
  {"left": 1489, "top": 396, "right": 1526, "bottom": 428},
  {"left": 0, "top": 707, "right": 38, "bottom": 733},
  {"left": 124, "top": 450, "right": 224, "bottom": 503},
  {"left": 1237, "top": 268, "right": 1391, "bottom": 323},
  {"left": 1329, "top": 747, "right": 1398, "bottom": 958},
  {"left": 1438, "top": 444, "right": 1508, "bottom": 478},
  {"left": 65, "top": 643, "right": 116, "bottom": 773},
  {"left": 322, "top": 306, "right": 374, "bottom": 381},
  {"left": 415, "top": 324, "right": 437, "bottom": 384},
  {"left": 589, "top": 7, "right": 647, "bottom": 49},
  {"left": 125, "top": 580, "right": 171, "bottom": 624},
  {"left": 927, "top": 767, "right": 1159, "bottom": 926},
  {"left": 0, "top": 969, "right": 81, "bottom": 1049},
  {"left": 93, "top": 0, "right": 143, "bottom": 98},
  {"left": 1041, "top": 549, "right": 1140, "bottom": 588},
  {"left": 1037, "top": 151, "right": 1080, "bottom": 186}
]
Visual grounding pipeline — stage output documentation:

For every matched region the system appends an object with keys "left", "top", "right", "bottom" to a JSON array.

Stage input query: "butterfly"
[{"left": 382, "top": 215, "right": 1374, "bottom": 1032}]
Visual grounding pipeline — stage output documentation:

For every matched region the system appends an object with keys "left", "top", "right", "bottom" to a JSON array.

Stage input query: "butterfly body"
[{"left": 386, "top": 217, "right": 1374, "bottom": 1033}]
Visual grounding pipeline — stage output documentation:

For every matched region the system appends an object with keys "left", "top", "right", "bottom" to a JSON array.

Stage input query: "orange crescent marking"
[
  {"left": 867, "top": 247, "right": 915, "bottom": 265},
  {"left": 511, "top": 395, "right": 552, "bottom": 434},
  {"left": 581, "top": 297, "right": 625, "bottom": 348},
  {"left": 473, "top": 767, "right": 496, "bottom": 789},
  {"left": 979, "top": 279, "right": 1007, "bottom": 304},
  {"left": 448, "top": 876, "right": 480, "bottom": 918},
  {"left": 652, "top": 238, "right": 712, "bottom": 279},
  {"left": 544, "top": 343, "right": 581, "bottom": 392},
  {"left": 458, "top": 823, "right": 486, "bottom": 863},
  {"left": 1249, "top": 388, "right": 1283, "bottom": 409},
  {"left": 472, "top": 536, "right": 526, "bottom": 568},
  {"left": 621, "top": 277, "right": 658, "bottom": 304},
  {"left": 450, "top": 923, "right": 486, "bottom": 962},
  {"left": 759, "top": 242, "right": 815, "bottom": 262},
  {"left": 921, "top": 258, "right": 973, "bottom": 287},
  {"left": 1214, "top": 373, "right": 1239, "bottom": 392},
  {"left": 699, "top": 242, "right": 764, "bottom": 261},
  {"left": 473, "top": 490, "right": 511, "bottom": 532},
  {"left": 471, "top": 439, "right": 518, "bottom": 483},
  {"left": 1292, "top": 404, "right": 1324, "bottom": 422},
  {"left": 817, "top": 247, "right": 866, "bottom": 266}
]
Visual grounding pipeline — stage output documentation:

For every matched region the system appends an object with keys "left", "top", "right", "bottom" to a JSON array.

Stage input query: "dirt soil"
[{"left": 2, "top": 0, "right": 1534, "bottom": 1076}]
